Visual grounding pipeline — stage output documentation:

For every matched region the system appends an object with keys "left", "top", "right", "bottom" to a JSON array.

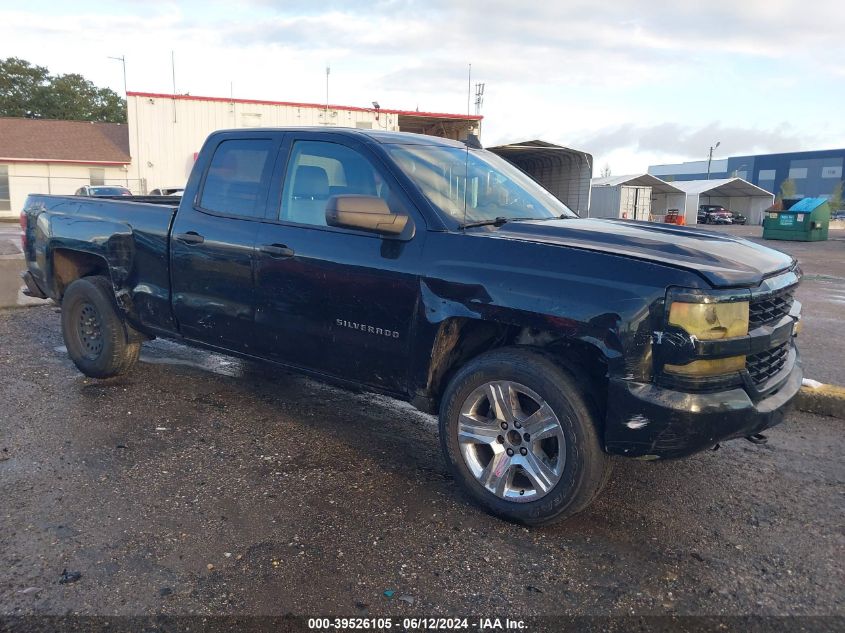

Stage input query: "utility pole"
[
  {"left": 171, "top": 51, "right": 177, "bottom": 123},
  {"left": 325, "top": 65, "right": 331, "bottom": 123},
  {"left": 107, "top": 55, "right": 127, "bottom": 97},
  {"left": 108, "top": 55, "right": 136, "bottom": 189},
  {"left": 467, "top": 63, "right": 472, "bottom": 115},
  {"left": 706, "top": 141, "right": 721, "bottom": 180}
]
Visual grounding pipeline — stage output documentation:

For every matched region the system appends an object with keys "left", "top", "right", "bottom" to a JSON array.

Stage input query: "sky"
[{"left": 1, "top": 0, "right": 844, "bottom": 173}]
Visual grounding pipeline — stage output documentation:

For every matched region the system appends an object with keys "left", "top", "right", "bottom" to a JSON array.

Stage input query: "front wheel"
[
  {"left": 439, "top": 348, "right": 611, "bottom": 526},
  {"left": 61, "top": 276, "right": 141, "bottom": 378}
]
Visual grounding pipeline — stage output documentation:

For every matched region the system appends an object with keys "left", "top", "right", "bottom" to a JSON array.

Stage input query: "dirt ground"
[{"left": 1, "top": 307, "right": 842, "bottom": 623}]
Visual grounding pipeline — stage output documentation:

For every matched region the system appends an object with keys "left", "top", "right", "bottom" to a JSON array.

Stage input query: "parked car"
[
  {"left": 20, "top": 128, "right": 804, "bottom": 526},
  {"left": 698, "top": 204, "right": 733, "bottom": 224},
  {"left": 74, "top": 185, "right": 133, "bottom": 197},
  {"left": 730, "top": 211, "right": 748, "bottom": 225},
  {"left": 149, "top": 187, "right": 185, "bottom": 197}
]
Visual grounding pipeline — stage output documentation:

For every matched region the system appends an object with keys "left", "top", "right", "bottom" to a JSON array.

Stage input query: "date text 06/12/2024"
[{"left": 307, "top": 617, "right": 527, "bottom": 630}]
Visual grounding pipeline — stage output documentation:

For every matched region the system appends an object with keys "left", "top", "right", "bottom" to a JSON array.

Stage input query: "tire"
[
  {"left": 439, "top": 347, "right": 611, "bottom": 526},
  {"left": 61, "top": 276, "right": 141, "bottom": 378}
]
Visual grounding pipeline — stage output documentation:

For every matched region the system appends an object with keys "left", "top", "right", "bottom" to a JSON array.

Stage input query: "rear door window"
[{"left": 200, "top": 139, "right": 274, "bottom": 217}]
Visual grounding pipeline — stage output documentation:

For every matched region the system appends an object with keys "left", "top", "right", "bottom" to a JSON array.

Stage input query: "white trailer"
[
  {"left": 590, "top": 174, "right": 686, "bottom": 222},
  {"left": 590, "top": 183, "right": 652, "bottom": 220}
]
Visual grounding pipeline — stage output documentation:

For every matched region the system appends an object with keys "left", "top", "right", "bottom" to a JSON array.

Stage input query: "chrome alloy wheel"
[{"left": 457, "top": 381, "right": 566, "bottom": 502}]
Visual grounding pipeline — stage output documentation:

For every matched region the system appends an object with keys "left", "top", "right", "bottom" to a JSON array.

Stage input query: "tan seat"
[{"left": 288, "top": 165, "right": 329, "bottom": 225}]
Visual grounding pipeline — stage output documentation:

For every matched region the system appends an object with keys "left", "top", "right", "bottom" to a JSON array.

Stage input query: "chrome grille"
[
  {"left": 747, "top": 343, "right": 789, "bottom": 386},
  {"left": 749, "top": 290, "right": 793, "bottom": 328}
]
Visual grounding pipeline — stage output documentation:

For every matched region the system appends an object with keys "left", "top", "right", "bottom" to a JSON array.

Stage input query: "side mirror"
[{"left": 325, "top": 195, "right": 410, "bottom": 237}]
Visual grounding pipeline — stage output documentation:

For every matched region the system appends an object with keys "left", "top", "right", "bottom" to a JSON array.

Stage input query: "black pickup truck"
[{"left": 20, "top": 128, "right": 803, "bottom": 525}]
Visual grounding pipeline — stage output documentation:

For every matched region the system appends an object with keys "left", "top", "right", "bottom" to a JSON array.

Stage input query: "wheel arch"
[
  {"left": 50, "top": 252, "right": 148, "bottom": 344},
  {"left": 50, "top": 248, "right": 112, "bottom": 300},
  {"left": 419, "top": 317, "right": 610, "bottom": 424}
]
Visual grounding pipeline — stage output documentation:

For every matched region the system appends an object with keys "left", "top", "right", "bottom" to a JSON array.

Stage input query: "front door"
[{"left": 252, "top": 134, "right": 425, "bottom": 393}]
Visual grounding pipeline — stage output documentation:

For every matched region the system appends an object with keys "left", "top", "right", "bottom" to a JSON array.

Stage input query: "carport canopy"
[
  {"left": 591, "top": 173, "right": 683, "bottom": 196},
  {"left": 486, "top": 140, "right": 593, "bottom": 215},
  {"left": 671, "top": 178, "right": 775, "bottom": 225}
]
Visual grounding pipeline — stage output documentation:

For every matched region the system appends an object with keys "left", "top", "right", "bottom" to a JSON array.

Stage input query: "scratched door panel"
[{"left": 253, "top": 224, "right": 424, "bottom": 392}]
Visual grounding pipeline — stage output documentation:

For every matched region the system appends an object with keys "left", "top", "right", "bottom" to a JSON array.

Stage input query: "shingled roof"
[{"left": 0, "top": 117, "right": 130, "bottom": 164}]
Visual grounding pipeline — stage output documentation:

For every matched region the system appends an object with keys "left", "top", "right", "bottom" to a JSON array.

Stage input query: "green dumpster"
[{"left": 763, "top": 197, "right": 830, "bottom": 241}]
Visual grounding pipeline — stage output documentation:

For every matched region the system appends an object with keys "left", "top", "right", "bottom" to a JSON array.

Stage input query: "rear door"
[
  {"left": 251, "top": 133, "right": 425, "bottom": 393},
  {"left": 170, "top": 132, "right": 279, "bottom": 351},
  {"left": 635, "top": 186, "right": 651, "bottom": 220}
]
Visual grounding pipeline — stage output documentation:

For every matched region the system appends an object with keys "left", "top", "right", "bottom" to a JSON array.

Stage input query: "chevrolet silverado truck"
[{"left": 20, "top": 128, "right": 803, "bottom": 525}]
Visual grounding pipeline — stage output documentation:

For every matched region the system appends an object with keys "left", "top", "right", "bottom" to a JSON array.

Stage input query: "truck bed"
[{"left": 22, "top": 194, "right": 180, "bottom": 334}]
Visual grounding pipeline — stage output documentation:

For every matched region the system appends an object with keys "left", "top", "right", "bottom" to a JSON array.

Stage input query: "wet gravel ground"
[{"left": 1, "top": 306, "right": 843, "bottom": 619}]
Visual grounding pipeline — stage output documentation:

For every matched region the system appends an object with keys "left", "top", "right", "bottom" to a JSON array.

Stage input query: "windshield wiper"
[
  {"left": 461, "top": 215, "right": 572, "bottom": 229},
  {"left": 461, "top": 216, "right": 544, "bottom": 229}
]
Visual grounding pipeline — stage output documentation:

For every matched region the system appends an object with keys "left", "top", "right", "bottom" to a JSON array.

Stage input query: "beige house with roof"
[{"left": 0, "top": 118, "right": 133, "bottom": 219}]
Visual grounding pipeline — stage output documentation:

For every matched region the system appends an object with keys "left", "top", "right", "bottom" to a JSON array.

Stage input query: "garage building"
[
  {"left": 671, "top": 178, "right": 775, "bottom": 225},
  {"left": 128, "top": 92, "right": 482, "bottom": 196}
]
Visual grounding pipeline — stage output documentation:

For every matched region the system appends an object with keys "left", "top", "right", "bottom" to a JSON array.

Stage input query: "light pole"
[{"left": 706, "top": 141, "right": 720, "bottom": 180}]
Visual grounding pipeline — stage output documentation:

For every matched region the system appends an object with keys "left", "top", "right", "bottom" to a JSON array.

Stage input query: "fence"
[{"left": 6, "top": 173, "right": 148, "bottom": 196}]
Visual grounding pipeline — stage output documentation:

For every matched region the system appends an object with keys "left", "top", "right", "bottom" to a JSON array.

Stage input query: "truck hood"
[{"left": 486, "top": 218, "right": 794, "bottom": 288}]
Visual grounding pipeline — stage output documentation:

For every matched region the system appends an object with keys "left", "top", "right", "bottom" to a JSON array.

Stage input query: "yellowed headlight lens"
[
  {"left": 668, "top": 301, "right": 749, "bottom": 340},
  {"left": 664, "top": 356, "right": 745, "bottom": 377},
  {"left": 665, "top": 300, "right": 750, "bottom": 377}
]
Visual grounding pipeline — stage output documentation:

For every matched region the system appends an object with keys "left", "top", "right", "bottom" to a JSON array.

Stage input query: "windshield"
[{"left": 385, "top": 144, "right": 576, "bottom": 226}]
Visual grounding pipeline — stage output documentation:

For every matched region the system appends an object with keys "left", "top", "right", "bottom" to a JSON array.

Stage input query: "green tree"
[
  {"left": 829, "top": 180, "right": 843, "bottom": 211},
  {"left": 779, "top": 178, "right": 797, "bottom": 199},
  {"left": 0, "top": 57, "right": 125, "bottom": 123},
  {"left": 0, "top": 57, "right": 49, "bottom": 117}
]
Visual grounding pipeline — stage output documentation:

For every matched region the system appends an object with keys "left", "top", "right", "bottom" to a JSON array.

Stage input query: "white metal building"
[
  {"left": 671, "top": 178, "right": 775, "bottom": 225},
  {"left": 486, "top": 140, "right": 593, "bottom": 215},
  {"left": 589, "top": 174, "right": 685, "bottom": 221},
  {"left": 127, "top": 92, "right": 482, "bottom": 195}
]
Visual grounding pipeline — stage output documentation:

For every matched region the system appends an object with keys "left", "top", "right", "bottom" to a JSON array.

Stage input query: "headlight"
[
  {"left": 668, "top": 301, "right": 749, "bottom": 340},
  {"left": 664, "top": 300, "right": 749, "bottom": 377}
]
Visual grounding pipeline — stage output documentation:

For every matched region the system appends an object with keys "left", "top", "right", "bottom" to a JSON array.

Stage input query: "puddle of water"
[
  {"left": 140, "top": 340, "right": 244, "bottom": 377},
  {"left": 55, "top": 337, "right": 432, "bottom": 428},
  {"left": 55, "top": 341, "right": 244, "bottom": 377},
  {"left": 303, "top": 377, "right": 437, "bottom": 431}
]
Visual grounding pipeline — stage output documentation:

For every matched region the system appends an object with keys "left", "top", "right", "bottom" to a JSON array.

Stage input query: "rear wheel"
[
  {"left": 61, "top": 276, "right": 140, "bottom": 378},
  {"left": 439, "top": 348, "right": 611, "bottom": 526}
]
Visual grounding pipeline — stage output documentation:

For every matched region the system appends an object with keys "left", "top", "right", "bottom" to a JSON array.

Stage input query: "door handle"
[
  {"left": 260, "top": 243, "right": 295, "bottom": 258},
  {"left": 175, "top": 231, "right": 205, "bottom": 245}
]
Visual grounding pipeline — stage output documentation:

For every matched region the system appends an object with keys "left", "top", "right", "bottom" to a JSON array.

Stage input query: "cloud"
[
  {"left": 572, "top": 121, "right": 825, "bottom": 163},
  {"left": 1, "top": 0, "right": 843, "bottom": 175}
]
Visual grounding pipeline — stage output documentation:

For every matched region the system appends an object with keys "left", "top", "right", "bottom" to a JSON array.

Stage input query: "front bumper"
[{"left": 604, "top": 353, "right": 802, "bottom": 459}]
